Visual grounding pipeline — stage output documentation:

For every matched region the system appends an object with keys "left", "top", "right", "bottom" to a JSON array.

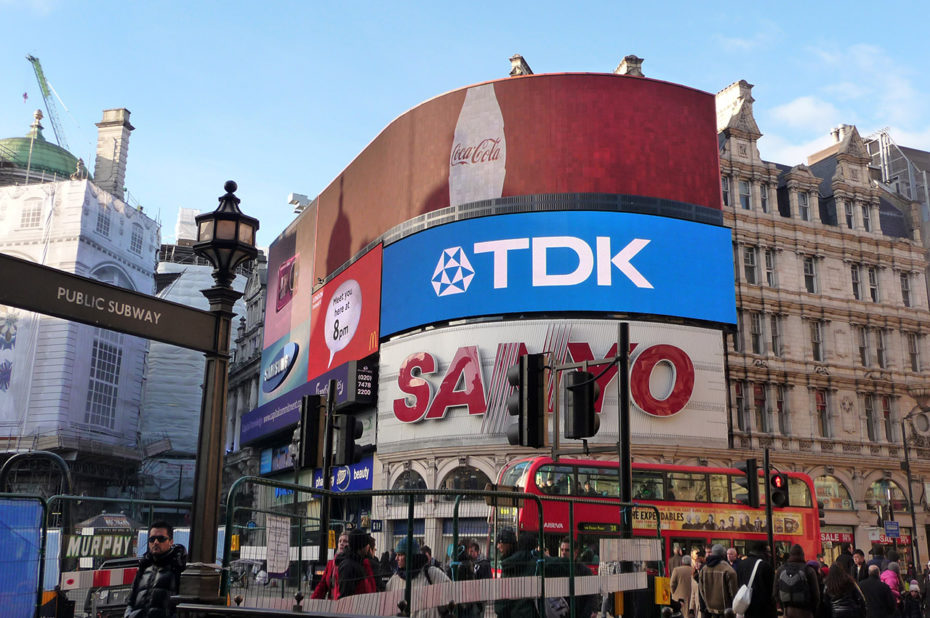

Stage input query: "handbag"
[{"left": 732, "top": 558, "right": 761, "bottom": 615}]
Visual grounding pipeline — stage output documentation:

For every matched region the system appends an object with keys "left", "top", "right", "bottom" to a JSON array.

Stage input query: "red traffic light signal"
[{"left": 769, "top": 472, "right": 789, "bottom": 507}]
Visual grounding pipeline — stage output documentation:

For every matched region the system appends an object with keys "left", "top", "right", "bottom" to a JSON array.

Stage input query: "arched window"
[
  {"left": 864, "top": 479, "right": 908, "bottom": 512},
  {"left": 815, "top": 475, "right": 854, "bottom": 510},
  {"left": 91, "top": 265, "right": 135, "bottom": 290},
  {"left": 440, "top": 466, "right": 491, "bottom": 501},
  {"left": 391, "top": 469, "right": 426, "bottom": 505}
]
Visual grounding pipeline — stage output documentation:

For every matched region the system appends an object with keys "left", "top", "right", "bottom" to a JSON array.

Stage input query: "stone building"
[
  {"left": 717, "top": 80, "right": 930, "bottom": 566},
  {"left": 0, "top": 109, "right": 161, "bottom": 505}
]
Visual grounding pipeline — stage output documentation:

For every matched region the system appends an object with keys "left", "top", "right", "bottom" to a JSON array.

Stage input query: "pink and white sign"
[{"left": 377, "top": 319, "right": 727, "bottom": 454}]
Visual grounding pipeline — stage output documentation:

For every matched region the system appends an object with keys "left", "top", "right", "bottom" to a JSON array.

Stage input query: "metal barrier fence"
[
  {"left": 47, "top": 494, "right": 191, "bottom": 618},
  {"left": 222, "top": 476, "right": 664, "bottom": 617},
  {"left": 0, "top": 494, "right": 47, "bottom": 618}
]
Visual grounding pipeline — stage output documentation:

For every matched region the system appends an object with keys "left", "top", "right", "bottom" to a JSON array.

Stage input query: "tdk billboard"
[{"left": 381, "top": 211, "right": 736, "bottom": 336}]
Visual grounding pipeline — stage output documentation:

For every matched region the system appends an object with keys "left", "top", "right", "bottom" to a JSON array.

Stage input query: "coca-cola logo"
[{"left": 450, "top": 138, "right": 502, "bottom": 166}]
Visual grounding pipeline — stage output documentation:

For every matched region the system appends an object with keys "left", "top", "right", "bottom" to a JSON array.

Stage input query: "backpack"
[{"left": 778, "top": 563, "right": 810, "bottom": 607}]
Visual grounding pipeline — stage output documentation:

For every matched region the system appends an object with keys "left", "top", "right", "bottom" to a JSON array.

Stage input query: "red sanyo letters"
[{"left": 393, "top": 341, "right": 695, "bottom": 423}]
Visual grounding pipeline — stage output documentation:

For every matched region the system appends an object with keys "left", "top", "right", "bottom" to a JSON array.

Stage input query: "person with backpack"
[
  {"left": 386, "top": 537, "right": 452, "bottom": 618},
  {"left": 881, "top": 561, "right": 904, "bottom": 607},
  {"left": 820, "top": 563, "right": 867, "bottom": 618},
  {"left": 775, "top": 544, "right": 821, "bottom": 618}
]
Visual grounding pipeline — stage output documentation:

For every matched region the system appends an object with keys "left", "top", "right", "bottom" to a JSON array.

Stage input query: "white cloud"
[
  {"left": 756, "top": 132, "right": 835, "bottom": 167},
  {"left": 769, "top": 96, "right": 842, "bottom": 132}
]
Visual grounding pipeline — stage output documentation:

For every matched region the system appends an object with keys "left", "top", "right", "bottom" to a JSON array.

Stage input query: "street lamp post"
[{"left": 178, "top": 181, "right": 258, "bottom": 604}]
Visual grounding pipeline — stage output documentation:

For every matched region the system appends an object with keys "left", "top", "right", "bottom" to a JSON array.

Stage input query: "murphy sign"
[{"left": 0, "top": 252, "right": 217, "bottom": 353}]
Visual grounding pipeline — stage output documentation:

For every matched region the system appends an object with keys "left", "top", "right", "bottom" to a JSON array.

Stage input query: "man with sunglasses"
[{"left": 125, "top": 521, "right": 187, "bottom": 618}]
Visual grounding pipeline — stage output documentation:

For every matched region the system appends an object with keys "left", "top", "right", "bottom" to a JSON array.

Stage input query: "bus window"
[
  {"left": 633, "top": 470, "right": 665, "bottom": 500},
  {"left": 577, "top": 467, "right": 619, "bottom": 497},
  {"left": 668, "top": 473, "right": 708, "bottom": 502},
  {"left": 709, "top": 474, "right": 730, "bottom": 503},
  {"left": 501, "top": 461, "right": 529, "bottom": 489},
  {"left": 537, "top": 465, "right": 574, "bottom": 495},
  {"left": 787, "top": 478, "right": 813, "bottom": 507}
]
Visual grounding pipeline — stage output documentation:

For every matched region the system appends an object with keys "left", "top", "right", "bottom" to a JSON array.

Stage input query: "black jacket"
[
  {"left": 859, "top": 575, "right": 897, "bottom": 618},
  {"left": 735, "top": 553, "right": 776, "bottom": 618},
  {"left": 125, "top": 544, "right": 187, "bottom": 618},
  {"left": 821, "top": 586, "right": 867, "bottom": 618}
]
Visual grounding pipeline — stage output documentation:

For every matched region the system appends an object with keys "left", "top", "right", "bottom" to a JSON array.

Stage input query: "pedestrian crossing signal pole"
[{"left": 763, "top": 448, "right": 775, "bottom": 570}]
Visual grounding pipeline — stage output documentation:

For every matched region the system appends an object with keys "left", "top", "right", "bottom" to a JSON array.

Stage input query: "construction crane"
[{"left": 25, "top": 54, "right": 69, "bottom": 151}]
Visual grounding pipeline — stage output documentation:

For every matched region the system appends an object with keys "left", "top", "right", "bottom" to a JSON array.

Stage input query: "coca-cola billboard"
[{"left": 305, "top": 73, "right": 721, "bottom": 280}]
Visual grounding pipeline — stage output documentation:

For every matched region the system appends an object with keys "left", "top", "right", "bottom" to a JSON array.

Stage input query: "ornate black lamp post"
[{"left": 179, "top": 181, "right": 258, "bottom": 603}]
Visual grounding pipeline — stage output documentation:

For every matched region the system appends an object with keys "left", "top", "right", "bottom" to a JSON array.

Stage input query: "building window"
[
  {"left": 864, "top": 394, "right": 877, "bottom": 441},
  {"left": 753, "top": 384, "right": 770, "bottom": 433},
  {"left": 798, "top": 192, "right": 810, "bottom": 221},
  {"left": 907, "top": 333, "right": 921, "bottom": 371},
  {"left": 770, "top": 315, "right": 782, "bottom": 357},
  {"left": 743, "top": 246, "right": 759, "bottom": 285},
  {"left": 803, "top": 256, "right": 817, "bottom": 293},
  {"left": 735, "top": 382, "right": 747, "bottom": 431},
  {"left": 882, "top": 396, "right": 894, "bottom": 442},
  {"left": 865, "top": 480, "right": 908, "bottom": 512},
  {"left": 844, "top": 202, "right": 854, "bottom": 229},
  {"left": 130, "top": 224, "right": 144, "bottom": 254},
  {"left": 760, "top": 184, "right": 769, "bottom": 213},
  {"left": 876, "top": 330, "right": 887, "bottom": 369},
  {"left": 721, "top": 176, "right": 730, "bottom": 207},
  {"left": 868, "top": 267, "right": 879, "bottom": 302},
  {"left": 861, "top": 204, "right": 871, "bottom": 232},
  {"left": 851, "top": 265, "right": 862, "bottom": 300},
  {"left": 810, "top": 320, "right": 824, "bottom": 362},
  {"left": 776, "top": 385, "right": 789, "bottom": 435},
  {"left": 20, "top": 202, "right": 42, "bottom": 228},
  {"left": 750, "top": 312, "right": 763, "bottom": 354},
  {"left": 901, "top": 273, "right": 911, "bottom": 308},
  {"left": 84, "top": 328, "right": 123, "bottom": 429},
  {"left": 391, "top": 470, "right": 427, "bottom": 505},
  {"left": 739, "top": 180, "right": 751, "bottom": 210},
  {"left": 440, "top": 466, "right": 492, "bottom": 501},
  {"left": 857, "top": 326, "right": 871, "bottom": 366},
  {"left": 815, "top": 389, "right": 830, "bottom": 438},
  {"left": 764, "top": 249, "right": 777, "bottom": 286},
  {"left": 815, "top": 475, "right": 854, "bottom": 510},
  {"left": 96, "top": 205, "right": 111, "bottom": 237}
]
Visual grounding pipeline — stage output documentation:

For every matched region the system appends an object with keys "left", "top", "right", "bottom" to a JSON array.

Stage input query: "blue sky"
[{"left": 2, "top": 1, "right": 928, "bottom": 247}]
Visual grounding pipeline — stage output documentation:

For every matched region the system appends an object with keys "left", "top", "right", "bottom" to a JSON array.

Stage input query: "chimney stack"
[
  {"left": 509, "top": 54, "right": 533, "bottom": 77},
  {"left": 94, "top": 108, "right": 134, "bottom": 200},
  {"left": 615, "top": 55, "right": 644, "bottom": 77}
]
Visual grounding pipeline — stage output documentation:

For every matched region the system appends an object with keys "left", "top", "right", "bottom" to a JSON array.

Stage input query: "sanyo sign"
[
  {"left": 376, "top": 319, "right": 729, "bottom": 454},
  {"left": 381, "top": 210, "right": 736, "bottom": 336}
]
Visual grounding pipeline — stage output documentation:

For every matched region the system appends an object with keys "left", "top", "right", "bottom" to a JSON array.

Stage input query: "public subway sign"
[
  {"left": 377, "top": 319, "right": 729, "bottom": 454},
  {"left": 0, "top": 252, "right": 216, "bottom": 353},
  {"left": 381, "top": 210, "right": 736, "bottom": 336}
]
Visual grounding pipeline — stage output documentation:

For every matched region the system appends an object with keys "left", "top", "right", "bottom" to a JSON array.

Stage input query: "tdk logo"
[{"left": 432, "top": 236, "right": 652, "bottom": 297}]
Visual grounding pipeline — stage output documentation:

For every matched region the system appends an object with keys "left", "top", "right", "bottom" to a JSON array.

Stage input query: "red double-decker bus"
[{"left": 495, "top": 456, "right": 821, "bottom": 572}]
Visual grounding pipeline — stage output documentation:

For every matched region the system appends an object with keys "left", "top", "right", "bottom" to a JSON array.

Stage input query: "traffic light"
[
  {"left": 564, "top": 370, "right": 601, "bottom": 439},
  {"left": 506, "top": 353, "right": 546, "bottom": 448},
  {"left": 332, "top": 414, "right": 363, "bottom": 466},
  {"left": 769, "top": 472, "right": 789, "bottom": 508},
  {"left": 818, "top": 500, "right": 826, "bottom": 527},
  {"left": 298, "top": 394, "right": 326, "bottom": 469},
  {"left": 733, "top": 458, "right": 760, "bottom": 508}
]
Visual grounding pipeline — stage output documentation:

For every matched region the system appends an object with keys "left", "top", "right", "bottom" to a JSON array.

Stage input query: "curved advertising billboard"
[{"left": 381, "top": 210, "right": 736, "bottom": 335}]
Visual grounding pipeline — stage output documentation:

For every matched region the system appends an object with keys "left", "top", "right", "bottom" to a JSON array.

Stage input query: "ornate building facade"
[{"left": 717, "top": 80, "right": 930, "bottom": 566}]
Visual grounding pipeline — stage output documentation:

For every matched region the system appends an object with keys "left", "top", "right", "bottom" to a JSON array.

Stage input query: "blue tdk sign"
[{"left": 381, "top": 211, "right": 736, "bottom": 335}]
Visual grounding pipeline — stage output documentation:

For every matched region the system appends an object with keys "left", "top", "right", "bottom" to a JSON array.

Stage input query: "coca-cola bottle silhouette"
[{"left": 449, "top": 83, "right": 507, "bottom": 208}]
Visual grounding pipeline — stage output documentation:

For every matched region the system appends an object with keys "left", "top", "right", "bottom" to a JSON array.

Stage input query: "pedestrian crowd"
[{"left": 670, "top": 541, "right": 930, "bottom": 618}]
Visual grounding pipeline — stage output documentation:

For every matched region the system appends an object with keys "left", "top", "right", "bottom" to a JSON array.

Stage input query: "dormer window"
[{"left": 798, "top": 192, "right": 810, "bottom": 221}]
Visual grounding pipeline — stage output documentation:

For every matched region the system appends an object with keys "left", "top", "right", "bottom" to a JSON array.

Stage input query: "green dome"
[{"left": 0, "top": 114, "right": 86, "bottom": 180}]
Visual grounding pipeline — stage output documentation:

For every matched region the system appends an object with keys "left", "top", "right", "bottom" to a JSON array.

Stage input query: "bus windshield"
[{"left": 500, "top": 460, "right": 529, "bottom": 489}]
